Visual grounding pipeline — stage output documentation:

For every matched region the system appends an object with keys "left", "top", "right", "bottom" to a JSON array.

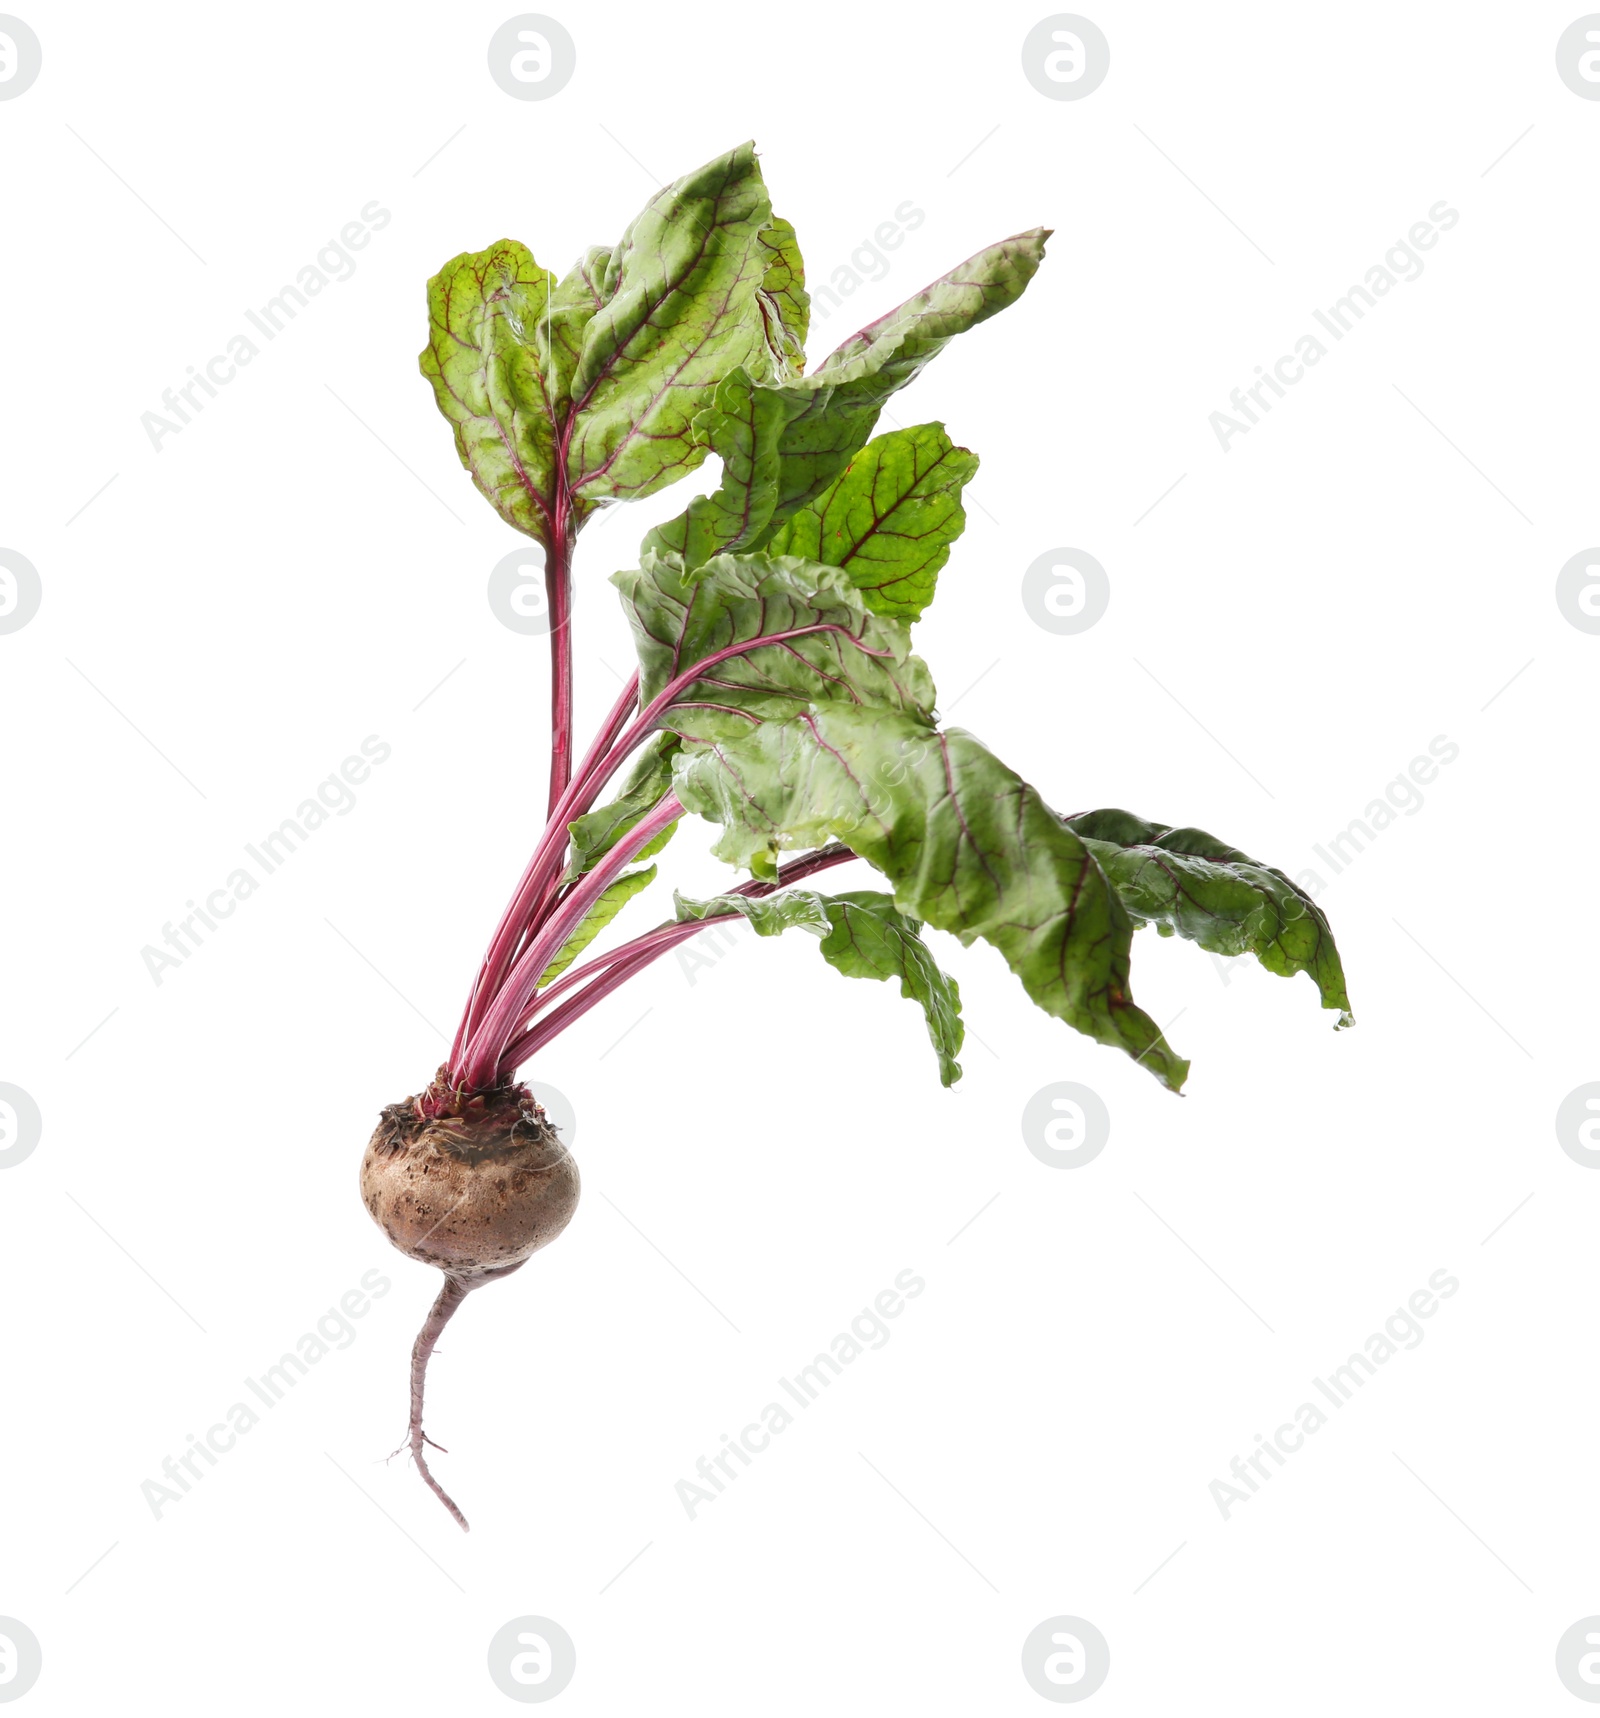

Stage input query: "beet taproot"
[{"left": 362, "top": 1076, "right": 578, "bottom": 1528}]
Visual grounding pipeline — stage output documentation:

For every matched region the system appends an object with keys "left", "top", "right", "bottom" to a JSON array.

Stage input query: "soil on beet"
[{"left": 361, "top": 1076, "right": 579, "bottom": 1276}]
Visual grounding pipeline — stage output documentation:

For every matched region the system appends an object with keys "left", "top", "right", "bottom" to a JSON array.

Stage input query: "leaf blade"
[
  {"left": 672, "top": 885, "right": 964, "bottom": 1085},
  {"left": 565, "top": 733, "right": 681, "bottom": 878},
  {"left": 755, "top": 216, "right": 810, "bottom": 377},
  {"left": 537, "top": 865, "right": 657, "bottom": 987},
  {"left": 613, "top": 549, "right": 936, "bottom": 747},
  {"left": 639, "top": 368, "right": 807, "bottom": 568},
  {"left": 418, "top": 240, "right": 562, "bottom": 541},
  {"left": 674, "top": 708, "right": 1187, "bottom": 1090},
  {"left": 1064, "top": 808, "right": 1353, "bottom": 1023},
  {"left": 672, "top": 886, "right": 832, "bottom": 938},
  {"left": 645, "top": 228, "right": 1048, "bottom": 571},
  {"left": 816, "top": 891, "right": 964, "bottom": 1086},
  {"left": 565, "top": 142, "right": 777, "bottom": 503},
  {"left": 756, "top": 226, "right": 1051, "bottom": 524},
  {"left": 766, "top": 423, "right": 978, "bottom": 619}
]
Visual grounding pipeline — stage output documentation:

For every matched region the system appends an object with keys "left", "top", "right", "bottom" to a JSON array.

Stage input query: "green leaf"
[
  {"left": 646, "top": 228, "right": 1049, "bottom": 571},
  {"left": 542, "top": 247, "right": 617, "bottom": 413},
  {"left": 419, "top": 239, "right": 571, "bottom": 542},
  {"left": 612, "top": 549, "right": 936, "bottom": 746},
  {"left": 538, "top": 865, "right": 657, "bottom": 986},
  {"left": 420, "top": 144, "right": 783, "bottom": 540},
  {"left": 673, "top": 886, "right": 832, "bottom": 937},
  {"left": 752, "top": 227, "right": 1050, "bottom": 525},
  {"left": 564, "top": 143, "right": 778, "bottom": 504},
  {"left": 639, "top": 369, "right": 807, "bottom": 567},
  {"left": 672, "top": 886, "right": 964, "bottom": 1086},
  {"left": 565, "top": 733, "right": 680, "bottom": 878},
  {"left": 1063, "top": 809, "right": 1353, "bottom": 1025},
  {"left": 815, "top": 891, "right": 964, "bottom": 1087},
  {"left": 765, "top": 424, "right": 978, "bottom": 619},
  {"left": 633, "top": 817, "right": 678, "bottom": 863},
  {"left": 674, "top": 708, "right": 1188, "bottom": 1091},
  {"left": 755, "top": 217, "right": 810, "bottom": 377}
]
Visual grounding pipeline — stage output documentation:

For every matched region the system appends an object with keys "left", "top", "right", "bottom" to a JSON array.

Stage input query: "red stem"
[
  {"left": 451, "top": 672, "right": 641, "bottom": 1067},
  {"left": 506, "top": 618, "right": 876, "bottom": 941},
  {"left": 574, "top": 670, "right": 645, "bottom": 793},
  {"left": 545, "top": 506, "right": 576, "bottom": 818},
  {"left": 458, "top": 794, "right": 684, "bottom": 1089},
  {"left": 447, "top": 621, "right": 880, "bottom": 1080},
  {"left": 504, "top": 944, "right": 670, "bottom": 1068},
  {"left": 493, "top": 844, "right": 859, "bottom": 1074}
]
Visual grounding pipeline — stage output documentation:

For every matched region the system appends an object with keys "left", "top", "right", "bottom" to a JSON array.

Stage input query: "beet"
[{"left": 361, "top": 1075, "right": 578, "bottom": 1528}]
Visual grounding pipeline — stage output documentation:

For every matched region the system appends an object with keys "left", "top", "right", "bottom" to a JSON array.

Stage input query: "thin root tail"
[{"left": 403, "top": 1260, "right": 526, "bottom": 1533}]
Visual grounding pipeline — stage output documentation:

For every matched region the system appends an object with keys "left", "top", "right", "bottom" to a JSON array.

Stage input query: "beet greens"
[{"left": 363, "top": 140, "right": 1351, "bottom": 1529}]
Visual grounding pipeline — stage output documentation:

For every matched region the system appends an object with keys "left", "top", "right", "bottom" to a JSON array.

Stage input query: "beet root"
[
  {"left": 361, "top": 1077, "right": 579, "bottom": 1528},
  {"left": 362, "top": 1078, "right": 579, "bottom": 1275}
]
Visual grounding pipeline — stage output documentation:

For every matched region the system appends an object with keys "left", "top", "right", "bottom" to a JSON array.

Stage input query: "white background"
[{"left": 2, "top": 1, "right": 1596, "bottom": 1711}]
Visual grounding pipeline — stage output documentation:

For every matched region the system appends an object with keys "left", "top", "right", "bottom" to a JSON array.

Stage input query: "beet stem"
[
  {"left": 544, "top": 515, "right": 576, "bottom": 818},
  {"left": 448, "top": 622, "right": 882, "bottom": 1087},
  {"left": 494, "top": 844, "right": 860, "bottom": 1073},
  {"left": 457, "top": 795, "right": 684, "bottom": 1089}
]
